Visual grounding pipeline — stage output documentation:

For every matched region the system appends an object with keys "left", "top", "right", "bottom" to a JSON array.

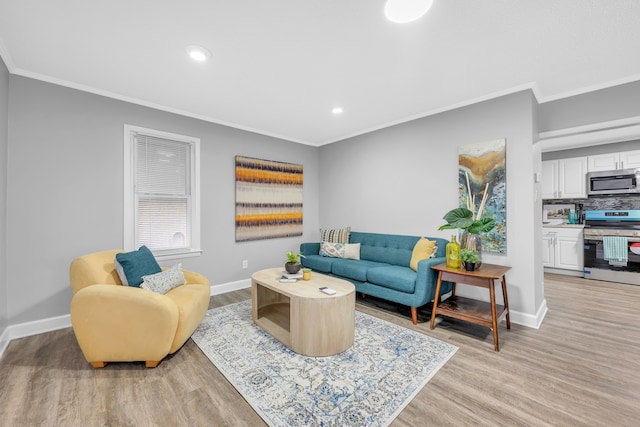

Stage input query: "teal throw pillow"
[{"left": 114, "top": 245, "right": 162, "bottom": 287}]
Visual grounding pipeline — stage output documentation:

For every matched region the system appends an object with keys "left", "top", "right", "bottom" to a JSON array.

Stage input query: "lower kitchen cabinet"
[{"left": 543, "top": 227, "right": 584, "bottom": 274}]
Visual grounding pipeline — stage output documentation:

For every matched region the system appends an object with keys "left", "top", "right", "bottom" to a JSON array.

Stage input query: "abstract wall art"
[
  {"left": 458, "top": 139, "right": 507, "bottom": 253},
  {"left": 235, "top": 156, "right": 303, "bottom": 242}
]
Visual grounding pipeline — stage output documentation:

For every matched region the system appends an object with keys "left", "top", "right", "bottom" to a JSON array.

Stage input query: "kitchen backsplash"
[{"left": 545, "top": 195, "right": 640, "bottom": 211}]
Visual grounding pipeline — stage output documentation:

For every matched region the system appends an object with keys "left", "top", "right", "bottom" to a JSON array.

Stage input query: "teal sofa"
[{"left": 300, "top": 231, "right": 453, "bottom": 324}]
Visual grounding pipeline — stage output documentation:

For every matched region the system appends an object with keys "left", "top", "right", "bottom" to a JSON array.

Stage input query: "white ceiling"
[{"left": 1, "top": 1, "right": 640, "bottom": 146}]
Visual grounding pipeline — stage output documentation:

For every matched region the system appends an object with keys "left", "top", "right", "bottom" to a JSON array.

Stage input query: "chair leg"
[
  {"left": 411, "top": 307, "right": 418, "bottom": 325},
  {"left": 146, "top": 361, "right": 160, "bottom": 368},
  {"left": 90, "top": 362, "right": 107, "bottom": 368}
]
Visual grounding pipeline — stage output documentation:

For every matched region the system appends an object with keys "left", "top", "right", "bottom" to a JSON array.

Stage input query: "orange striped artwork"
[{"left": 235, "top": 156, "right": 303, "bottom": 241}]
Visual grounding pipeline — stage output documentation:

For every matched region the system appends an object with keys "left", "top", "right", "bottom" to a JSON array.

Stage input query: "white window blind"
[
  {"left": 124, "top": 125, "right": 201, "bottom": 259},
  {"left": 135, "top": 134, "right": 190, "bottom": 251}
]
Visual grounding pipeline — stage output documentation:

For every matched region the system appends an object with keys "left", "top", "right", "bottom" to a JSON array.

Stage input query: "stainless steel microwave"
[{"left": 587, "top": 168, "right": 640, "bottom": 196}]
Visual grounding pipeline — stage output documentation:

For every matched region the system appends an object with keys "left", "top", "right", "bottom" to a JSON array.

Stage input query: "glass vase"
[{"left": 460, "top": 231, "right": 482, "bottom": 268}]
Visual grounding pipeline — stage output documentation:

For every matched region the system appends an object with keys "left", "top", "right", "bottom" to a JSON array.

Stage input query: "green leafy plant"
[
  {"left": 438, "top": 207, "right": 495, "bottom": 235},
  {"left": 285, "top": 251, "right": 305, "bottom": 265},
  {"left": 460, "top": 248, "right": 480, "bottom": 263}
]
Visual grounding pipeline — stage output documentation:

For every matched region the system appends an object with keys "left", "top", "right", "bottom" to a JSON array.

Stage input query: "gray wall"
[
  {"left": 319, "top": 90, "right": 543, "bottom": 319},
  {"left": 6, "top": 76, "right": 319, "bottom": 324},
  {"left": 538, "top": 80, "right": 640, "bottom": 133},
  {"left": 0, "top": 56, "right": 8, "bottom": 334}
]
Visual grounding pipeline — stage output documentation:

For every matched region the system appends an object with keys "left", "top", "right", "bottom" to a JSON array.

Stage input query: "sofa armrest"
[
  {"left": 414, "top": 257, "right": 452, "bottom": 304},
  {"left": 300, "top": 242, "right": 320, "bottom": 257},
  {"left": 70, "top": 284, "right": 179, "bottom": 363},
  {"left": 182, "top": 269, "right": 210, "bottom": 286}
]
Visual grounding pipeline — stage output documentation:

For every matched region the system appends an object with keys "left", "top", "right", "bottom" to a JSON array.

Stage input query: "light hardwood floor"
[{"left": 1, "top": 274, "right": 639, "bottom": 426}]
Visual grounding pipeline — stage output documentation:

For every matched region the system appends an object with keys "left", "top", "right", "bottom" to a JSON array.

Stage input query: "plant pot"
[
  {"left": 463, "top": 261, "right": 477, "bottom": 271},
  {"left": 460, "top": 231, "right": 482, "bottom": 268},
  {"left": 285, "top": 262, "right": 301, "bottom": 274}
]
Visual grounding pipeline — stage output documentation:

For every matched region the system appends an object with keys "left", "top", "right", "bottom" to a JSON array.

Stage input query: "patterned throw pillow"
[
  {"left": 140, "top": 264, "right": 185, "bottom": 294},
  {"left": 320, "top": 242, "right": 345, "bottom": 258},
  {"left": 319, "top": 227, "right": 351, "bottom": 243}
]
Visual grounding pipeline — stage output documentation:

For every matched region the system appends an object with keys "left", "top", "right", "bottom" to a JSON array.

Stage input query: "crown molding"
[{"left": 538, "top": 116, "right": 640, "bottom": 152}]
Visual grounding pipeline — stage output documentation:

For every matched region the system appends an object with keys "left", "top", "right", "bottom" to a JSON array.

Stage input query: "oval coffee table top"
[{"left": 251, "top": 267, "right": 355, "bottom": 299}]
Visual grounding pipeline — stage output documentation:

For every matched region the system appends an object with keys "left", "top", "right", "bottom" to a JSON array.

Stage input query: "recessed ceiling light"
[
  {"left": 384, "top": 0, "right": 433, "bottom": 24},
  {"left": 186, "top": 45, "right": 211, "bottom": 62},
  {"left": 332, "top": 107, "right": 344, "bottom": 115}
]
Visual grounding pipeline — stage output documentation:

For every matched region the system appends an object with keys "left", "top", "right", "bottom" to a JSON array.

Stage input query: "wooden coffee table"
[{"left": 251, "top": 267, "right": 355, "bottom": 357}]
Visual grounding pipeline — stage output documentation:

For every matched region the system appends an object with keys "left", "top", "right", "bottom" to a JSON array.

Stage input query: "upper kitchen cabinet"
[
  {"left": 542, "top": 157, "right": 587, "bottom": 199},
  {"left": 588, "top": 149, "right": 640, "bottom": 172}
]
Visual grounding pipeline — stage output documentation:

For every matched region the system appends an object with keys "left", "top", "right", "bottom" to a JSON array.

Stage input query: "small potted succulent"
[
  {"left": 284, "top": 251, "right": 305, "bottom": 274},
  {"left": 460, "top": 248, "right": 480, "bottom": 271}
]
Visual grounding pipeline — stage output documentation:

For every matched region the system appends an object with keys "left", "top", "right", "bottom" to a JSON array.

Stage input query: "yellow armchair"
[{"left": 69, "top": 250, "right": 210, "bottom": 368}]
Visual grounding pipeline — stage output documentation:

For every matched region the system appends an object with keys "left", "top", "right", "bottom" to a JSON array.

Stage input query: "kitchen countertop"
[{"left": 542, "top": 223, "right": 585, "bottom": 229}]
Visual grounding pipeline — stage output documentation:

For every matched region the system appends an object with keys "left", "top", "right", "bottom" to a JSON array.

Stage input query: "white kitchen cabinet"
[
  {"left": 541, "top": 157, "right": 587, "bottom": 199},
  {"left": 588, "top": 149, "right": 640, "bottom": 172},
  {"left": 543, "top": 227, "right": 584, "bottom": 273}
]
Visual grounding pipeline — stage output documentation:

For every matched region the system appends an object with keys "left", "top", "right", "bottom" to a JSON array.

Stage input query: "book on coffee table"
[{"left": 281, "top": 271, "right": 303, "bottom": 279}]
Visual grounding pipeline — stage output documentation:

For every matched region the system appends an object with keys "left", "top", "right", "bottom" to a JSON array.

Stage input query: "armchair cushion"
[{"left": 114, "top": 245, "right": 162, "bottom": 287}]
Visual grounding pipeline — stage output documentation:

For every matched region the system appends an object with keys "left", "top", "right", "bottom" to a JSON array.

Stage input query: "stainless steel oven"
[{"left": 583, "top": 210, "right": 640, "bottom": 285}]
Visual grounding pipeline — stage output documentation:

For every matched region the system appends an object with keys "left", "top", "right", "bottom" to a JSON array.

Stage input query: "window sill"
[{"left": 154, "top": 249, "right": 203, "bottom": 262}]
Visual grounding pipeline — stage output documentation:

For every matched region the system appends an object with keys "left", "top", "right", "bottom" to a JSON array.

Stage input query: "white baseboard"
[
  {"left": 0, "top": 280, "right": 253, "bottom": 360},
  {"left": 210, "top": 279, "right": 251, "bottom": 296},
  {"left": 0, "top": 313, "right": 72, "bottom": 359},
  {"left": 510, "top": 299, "right": 548, "bottom": 329}
]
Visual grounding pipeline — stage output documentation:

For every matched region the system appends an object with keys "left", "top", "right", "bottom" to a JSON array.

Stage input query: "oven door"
[{"left": 584, "top": 235, "right": 640, "bottom": 271}]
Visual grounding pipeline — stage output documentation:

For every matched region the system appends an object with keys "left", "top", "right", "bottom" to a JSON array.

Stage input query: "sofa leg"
[
  {"left": 411, "top": 307, "right": 418, "bottom": 325},
  {"left": 90, "top": 362, "right": 107, "bottom": 368},
  {"left": 146, "top": 361, "right": 160, "bottom": 368},
  {"left": 361, "top": 293, "right": 366, "bottom": 299}
]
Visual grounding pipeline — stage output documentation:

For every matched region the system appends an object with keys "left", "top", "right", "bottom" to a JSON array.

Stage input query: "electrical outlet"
[{"left": 242, "top": 260, "right": 248, "bottom": 269}]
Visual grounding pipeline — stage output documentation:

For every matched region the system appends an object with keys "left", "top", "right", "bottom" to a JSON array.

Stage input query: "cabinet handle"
[
  {"left": 621, "top": 161, "right": 624, "bottom": 169},
  {"left": 558, "top": 190, "right": 562, "bottom": 198}
]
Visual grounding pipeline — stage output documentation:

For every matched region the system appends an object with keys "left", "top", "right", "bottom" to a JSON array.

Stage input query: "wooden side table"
[{"left": 430, "top": 263, "right": 511, "bottom": 351}]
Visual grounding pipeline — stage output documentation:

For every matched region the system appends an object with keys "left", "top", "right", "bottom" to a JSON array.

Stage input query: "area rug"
[{"left": 191, "top": 300, "right": 458, "bottom": 426}]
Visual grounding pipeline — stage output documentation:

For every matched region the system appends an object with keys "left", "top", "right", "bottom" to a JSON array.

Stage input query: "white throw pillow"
[
  {"left": 344, "top": 243, "right": 361, "bottom": 260},
  {"left": 140, "top": 264, "right": 185, "bottom": 294}
]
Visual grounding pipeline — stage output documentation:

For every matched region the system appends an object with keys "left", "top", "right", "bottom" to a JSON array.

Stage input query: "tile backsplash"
[{"left": 545, "top": 195, "right": 640, "bottom": 211}]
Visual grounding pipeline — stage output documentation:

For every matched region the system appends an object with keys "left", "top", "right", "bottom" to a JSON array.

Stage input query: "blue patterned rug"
[{"left": 192, "top": 300, "right": 457, "bottom": 426}]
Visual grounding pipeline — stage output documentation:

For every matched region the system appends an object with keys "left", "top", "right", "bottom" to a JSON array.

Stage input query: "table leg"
[
  {"left": 501, "top": 275, "right": 511, "bottom": 329},
  {"left": 489, "top": 279, "right": 499, "bottom": 351},
  {"left": 429, "top": 272, "right": 443, "bottom": 330}
]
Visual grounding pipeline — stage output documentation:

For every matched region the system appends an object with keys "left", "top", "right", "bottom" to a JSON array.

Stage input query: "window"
[{"left": 124, "top": 125, "right": 201, "bottom": 260}]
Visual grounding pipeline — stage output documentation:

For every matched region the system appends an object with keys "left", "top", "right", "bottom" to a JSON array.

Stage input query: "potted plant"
[
  {"left": 460, "top": 248, "right": 480, "bottom": 271},
  {"left": 438, "top": 175, "right": 496, "bottom": 266},
  {"left": 284, "top": 251, "right": 305, "bottom": 274}
]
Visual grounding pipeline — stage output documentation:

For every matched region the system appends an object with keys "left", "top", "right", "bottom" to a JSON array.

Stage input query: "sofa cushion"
[
  {"left": 367, "top": 265, "right": 417, "bottom": 293},
  {"left": 114, "top": 246, "right": 162, "bottom": 287},
  {"left": 320, "top": 227, "right": 351, "bottom": 243},
  {"left": 410, "top": 237, "right": 437, "bottom": 271},
  {"left": 331, "top": 259, "right": 390, "bottom": 282},
  {"left": 302, "top": 254, "right": 341, "bottom": 273}
]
